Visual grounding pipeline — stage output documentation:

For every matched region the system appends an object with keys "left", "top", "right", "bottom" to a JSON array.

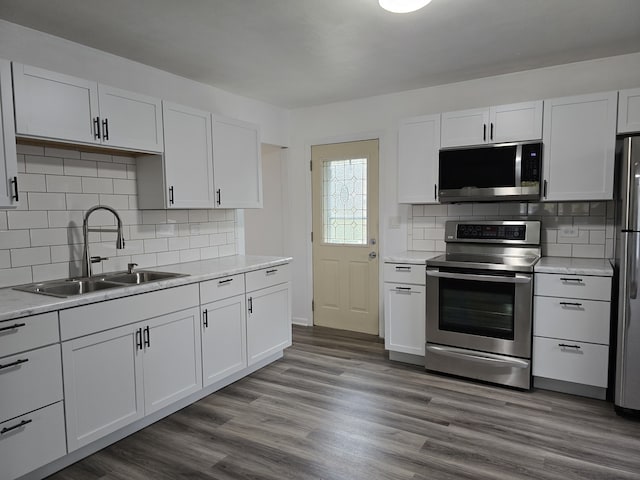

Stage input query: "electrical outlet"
[{"left": 560, "top": 226, "right": 579, "bottom": 237}]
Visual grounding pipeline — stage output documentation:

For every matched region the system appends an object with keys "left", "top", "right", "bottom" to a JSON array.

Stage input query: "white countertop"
[
  {"left": 383, "top": 251, "right": 442, "bottom": 264},
  {"left": 534, "top": 257, "right": 613, "bottom": 276},
  {"left": 0, "top": 255, "right": 292, "bottom": 322}
]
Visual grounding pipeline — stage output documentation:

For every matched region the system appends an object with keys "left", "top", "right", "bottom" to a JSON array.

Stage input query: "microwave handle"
[{"left": 427, "top": 270, "right": 531, "bottom": 284}]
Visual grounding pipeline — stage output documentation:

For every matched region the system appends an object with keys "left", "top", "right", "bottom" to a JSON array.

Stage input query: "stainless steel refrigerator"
[{"left": 615, "top": 135, "right": 640, "bottom": 415}]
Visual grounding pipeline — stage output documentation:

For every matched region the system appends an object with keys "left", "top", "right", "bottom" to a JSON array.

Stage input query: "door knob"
[{"left": 369, "top": 251, "right": 377, "bottom": 259}]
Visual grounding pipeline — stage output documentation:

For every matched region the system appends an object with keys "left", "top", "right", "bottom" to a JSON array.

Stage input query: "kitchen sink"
[
  {"left": 13, "top": 270, "right": 188, "bottom": 297},
  {"left": 102, "top": 271, "right": 185, "bottom": 284}
]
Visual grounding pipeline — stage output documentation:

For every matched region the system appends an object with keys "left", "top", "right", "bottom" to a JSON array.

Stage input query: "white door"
[
  {"left": 142, "top": 308, "right": 202, "bottom": 415},
  {"left": 312, "top": 139, "right": 379, "bottom": 334},
  {"left": 13, "top": 63, "right": 99, "bottom": 145},
  {"left": 62, "top": 324, "right": 144, "bottom": 452},
  {"left": 542, "top": 92, "right": 617, "bottom": 201},
  {"left": 162, "top": 101, "right": 215, "bottom": 208},
  {"left": 212, "top": 115, "right": 262, "bottom": 208},
  {"left": 489, "top": 101, "right": 543, "bottom": 143},
  {"left": 246, "top": 282, "right": 292, "bottom": 365},
  {"left": 397, "top": 114, "right": 440, "bottom": 204},
  {"left": 441, "top": 108, "right": 489, "bottom": 147},
  {"left": 97, "top": 84, "right": 163, "bottom": 152},
  {"left": 202, "top": 294, "right": 247, "bottom": 386},
  {"left": 0, "top": 59, "right": 18, "bottom": 208}
]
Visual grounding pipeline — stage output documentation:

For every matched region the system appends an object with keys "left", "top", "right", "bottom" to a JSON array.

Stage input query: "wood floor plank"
[{"left": 48, "top": 325, "right": 640, "bottom": 480}]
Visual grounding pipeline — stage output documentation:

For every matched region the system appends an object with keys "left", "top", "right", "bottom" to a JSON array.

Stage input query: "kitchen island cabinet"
[{"left": 13, "top": 63, "right": 163, "bottom": 153}]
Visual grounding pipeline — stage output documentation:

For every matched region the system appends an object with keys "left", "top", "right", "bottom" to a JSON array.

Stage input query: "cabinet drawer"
[
  {"left": 533, "top": 336, "right": 608, "bottom": 387},
  {"left": 383, "top": 263, "right": 425, "bottom": 285},
  {"left": 245, "top": 263, "right": 290, "bottom": 292},
  {"left": 0, "top": 312, "right": 59, "bottom": 357},
  {"left": 200, "top": 274, "right": 245, "bottom": 304},
  {"left": 0, "top": 401, "right": 67, "bottom": 480},
  {"left": 0, "top": 344, "right": 63, "bottom": 423},
  {"left": 534, "top": 296, "right": 610, "bottom": 344},
  {"left": 534, "top": 273, "right": 611, "bottom": 301}
]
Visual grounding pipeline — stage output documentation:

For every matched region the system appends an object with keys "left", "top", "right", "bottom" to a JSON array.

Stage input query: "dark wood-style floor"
[{"left": 49, "top": 325, "right": 640, "bottom": 480}]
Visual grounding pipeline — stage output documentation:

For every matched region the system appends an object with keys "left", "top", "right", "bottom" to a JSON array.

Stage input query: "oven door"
[{"left": 426, "top": 267, "right": 532, "bottom": 358}]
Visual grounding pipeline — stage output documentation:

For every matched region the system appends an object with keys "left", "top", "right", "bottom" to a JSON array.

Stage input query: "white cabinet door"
[
  {"left": 246, "top": 282, "right": 292, "bottom": 365},
  {"left": 97, "top": 84, "right": 163, "bottom": 152},
  {"left": 212, "top": 115, "right": 262, "bottom": 208},
  {"left": 161, "top": 101, "right": 215, "bottom": 209},
  {"left": 397, "top": 114, "right": 440, "bottom": 204},
  {"left": 542, "top": 92, "right": 617, "bottom": 201},
  {"left": 441, "top": 108, "right": 489, "bottom": 147},
  {"left": 202, "top": 294, "right": 247, "bottom": 386},
  {"left": 142, "top": 307, "right": 202, "bottom": 415},
  {"left": 13, "top": 63, "right": 100, "bottom": 145},
  {"left": 489, "top": 101, "right": 543, "bottom": 143},
  {"left": 384, "top": 283, "right": 426, "bottom": 356},
  {"left": 62, "top": 324, "right": 144, "bottom": 451},
  {"left": 0, "top": 59, "right": 18, "bottom": 208},
  {"left": 618, "top": 88, "right": 640, "bottom": 134}
]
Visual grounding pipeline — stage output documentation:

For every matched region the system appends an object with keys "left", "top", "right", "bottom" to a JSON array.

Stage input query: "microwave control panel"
[{"left": 521, "top": 142, "right": 542, "bottom": 183}]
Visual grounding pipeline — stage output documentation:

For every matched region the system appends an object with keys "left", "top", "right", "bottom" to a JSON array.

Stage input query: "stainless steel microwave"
[{"left": 438, "top": 141, "right": 542, "bottom": 203}]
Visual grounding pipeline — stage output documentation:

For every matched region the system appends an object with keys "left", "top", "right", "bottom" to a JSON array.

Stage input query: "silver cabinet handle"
[{"left": 426, "top": 270, "right": 531, "bottom": 284}]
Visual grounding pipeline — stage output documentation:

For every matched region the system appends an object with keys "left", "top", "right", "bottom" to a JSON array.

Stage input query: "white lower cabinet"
[
  {"left": 532, "top": 272, "right": 612, "bottom": 397},
  {"left": 383, "top": 263, "right": 426, "bottom": 359},
  {"left": 0, "top": 402, "right": 67, "bottom": 480},
  {"left": 246, "top": 266, "right": 292, "bottom": 366}
]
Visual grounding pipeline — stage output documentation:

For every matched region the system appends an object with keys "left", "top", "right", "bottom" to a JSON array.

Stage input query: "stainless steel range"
[{"left": 425, "top": 220, "right": 541, "bottom": 389}]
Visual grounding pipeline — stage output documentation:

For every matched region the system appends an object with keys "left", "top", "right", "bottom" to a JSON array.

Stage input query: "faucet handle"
[{"left": 127, "top": 263, "right": 138, "bottom": 274}]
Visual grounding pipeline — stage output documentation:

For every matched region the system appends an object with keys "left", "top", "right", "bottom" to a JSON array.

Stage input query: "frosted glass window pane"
[{"left": 323, "top": 158, "right": 367, "bottom": 245}]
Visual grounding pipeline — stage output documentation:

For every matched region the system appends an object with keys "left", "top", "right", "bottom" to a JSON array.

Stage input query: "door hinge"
[
  {"left": 312, "top": 300, "right": 315, "bottom": 311},
  {"left": 310, "top": 160, "right": 313, "bottom": 171},
  {"left": 311, "top": 231, "right": 313, "bottom": 242}
]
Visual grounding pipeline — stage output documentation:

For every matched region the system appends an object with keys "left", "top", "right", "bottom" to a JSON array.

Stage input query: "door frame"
[{"left": 305, "top": 131, "right": 386, "bottom": 336}]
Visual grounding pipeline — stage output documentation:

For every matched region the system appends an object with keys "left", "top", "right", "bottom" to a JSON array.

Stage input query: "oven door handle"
[
  {"left": 426, "top": 270, "right": 531, "bottom": 284},
  {"left": 426, "top": 345, "right": 530, "bottom": 369}
]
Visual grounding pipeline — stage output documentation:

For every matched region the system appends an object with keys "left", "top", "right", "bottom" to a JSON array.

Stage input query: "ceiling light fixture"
[{"left": 379, "top": 0, "right": 432, "bottom": 13}]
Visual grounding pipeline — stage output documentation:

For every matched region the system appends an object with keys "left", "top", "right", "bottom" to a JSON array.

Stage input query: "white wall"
[
  {"left": 0, "top": 20, "right": 290, "bottom": 147},
  {"left": 288, "top": 52, "right": 640, "bottom": 327}
]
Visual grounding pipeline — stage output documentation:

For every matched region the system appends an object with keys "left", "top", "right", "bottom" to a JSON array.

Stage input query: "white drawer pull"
[
  {"left": 395, "top": 286, "right": 412, "bottom": 293},
  {"left": 0, "top": 358, "right": 29, "bottom": 371},
  {"left": 218, "top": 278, "right": 233, "bottom": 285},
  {"left": 559, "top": 302, "right": 583, "bottom": 308},
  {"left": 0, "top": 322, "right": 26, "bottom": 333},
  {"left": 558, "top": 343, "right": 581, "bottom": 350},
  {"left": 266, "top": 269, "right": 278, "bottom": 275},
  {"left": 1, "top": 418, "right": 32, "bottom": 435},
  {"left": 395, "top": 266, "right": 411, "bottom": 271}
]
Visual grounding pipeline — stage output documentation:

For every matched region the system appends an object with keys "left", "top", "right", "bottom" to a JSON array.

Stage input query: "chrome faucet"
[{"left": 82, "top": 205, "right": 125, "bottom": 277}]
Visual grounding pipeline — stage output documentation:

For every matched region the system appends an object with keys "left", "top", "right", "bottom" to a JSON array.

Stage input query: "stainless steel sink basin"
[
  {"left": 13, "top": 270, "right": 188, "bottom": 297},
  {"left": 14, "top": 279, "right": 124, "bottom": 298},
  {"left": 102, "top": 271, "right": 185, "bottom": 284}
]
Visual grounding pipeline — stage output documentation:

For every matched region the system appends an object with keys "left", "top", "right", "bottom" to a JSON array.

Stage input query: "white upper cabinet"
[
  {"left": 97, "top": 84, "right": 163, "bottom": 152},
  {"left": 542, "top": 92, "right": 617, "bottom": 201},
  {"left": 13, "top": 63, "right": 163, "bottom": 153},
  {"left": 397, "top": 114, "right": 440, "bottom": 204},
  {"left": 441, "top": 101, "right": 543, "bottom": 147},
  {"left": 618, "top": 88, "right": 640, "bottom": 134},
  {"left": 0, "top": 59, "right": 18, "bottom": 208},
  {"left": 212, "top": 115, "right": 262, "bottom": 209}
]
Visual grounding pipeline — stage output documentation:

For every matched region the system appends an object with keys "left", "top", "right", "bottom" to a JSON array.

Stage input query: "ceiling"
[{"left": 1, "top": 0, "right": 639, "bottom": 109}]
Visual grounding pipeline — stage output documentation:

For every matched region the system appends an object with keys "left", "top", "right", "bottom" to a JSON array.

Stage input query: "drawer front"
[
  {"left": 383, "top": 263, "right": 425, "bottom": 285},
  {"left": 533, "top": 336, "right": 608, "bottom": 387},
  {"left": 534, "top": 296, "right": 610, "bottom": 344},
  {"left": 200, "top": 274, "right": 245, "bottom": 304},
  {"left": 0, "top": 344, "right": 63, "bottom": 423},
  {"left": 245, "top": 263, "right": 290, "bottom": 293},
  {"left": 0, "top": 312, "right": 59, "bottom": 357},
  {"left": 0, "top": 401, "right": 67, "bottom": 480},
  {"left": 534, "top": 273, "right": 611, "bottom": 301},
  {"left": 60, "top": 283, "right": 199, "bottom": 340}
]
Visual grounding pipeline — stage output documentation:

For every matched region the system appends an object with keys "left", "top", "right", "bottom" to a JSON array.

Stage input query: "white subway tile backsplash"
[
  {"left": 572, "top": 244, "right": 605, "bottom": 258},
  {"left": 589, "top": 230, "right": 606, "bottom": 245},
  {"left": 447, "top": 204, "right": 473, "bottom": 216},
  {"left": 11, "top": 246, "right": 51, "bottom": 267},
  {"left": 25, "top": 156, "right": 64, "bottom": 175},
  {"left": 558, "top": 202, "right": 590, "bottom": 216},
  {"left": 590, "top": 202, "right": 607, "bottom": 216},
  {"left": 0, "top": 144, "right": 238, "bottom": 287},
  {"left": 412, "top": 239, "right": 436, "bottom": 251},
  {"left": 19, "top": 173, "right": 46, "bottom": 192},
  {"left": 8, "top": 211, "right": 49, "bottom": 229},
  {"left": 411, "top": 205, "right": 424, "bottom": 217},
  {"left": 46, "top": 175, "right": 82, "bottom": 193},
  {"left": 472, "top": 203, "right": 499, "bottom": 216},
  {"left": 28, "top": 192, "right": 67, "bottom": 211},
  {"left": 557, "top": 230, "right": 590, "bottom": 244},
  {"left": 543, "top": 243, "right": 573, "bottom": 257}
]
